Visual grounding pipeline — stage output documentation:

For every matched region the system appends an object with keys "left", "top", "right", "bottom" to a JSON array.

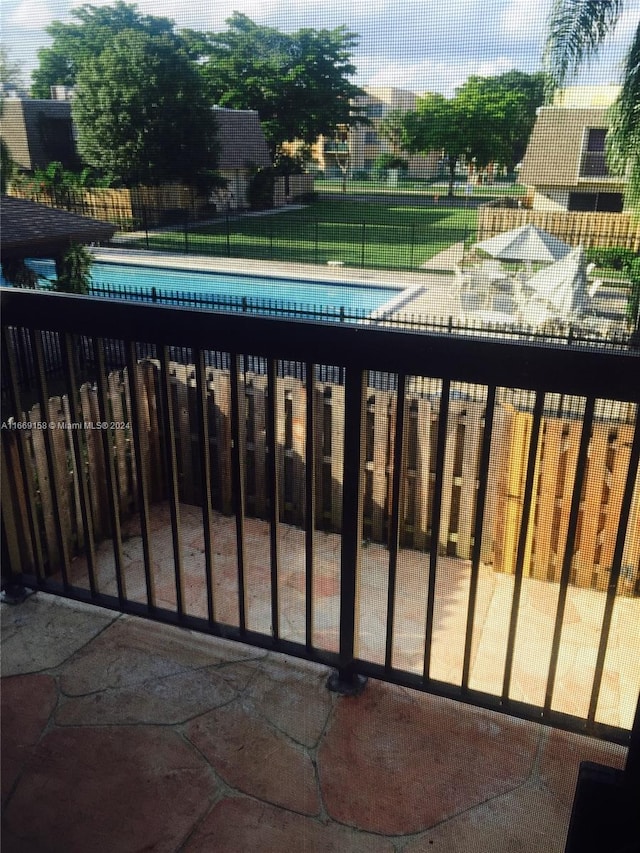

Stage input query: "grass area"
[
  {"left": 125, "top": 199, "right": 478, "bottom": 271},
  {"left": 316, "top": 177, "right": 527, "bottom": 197}
]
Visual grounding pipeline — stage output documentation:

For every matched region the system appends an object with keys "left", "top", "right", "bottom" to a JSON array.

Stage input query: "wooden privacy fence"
[
  {"left": 8, "top": 184, "right": 211, "bottom": 228},
  {"left": 478, "top": 206, "right": 640, "bottom": 252},
  {"left": 3, "top": 360, "right": 639, "bottom": 595}
]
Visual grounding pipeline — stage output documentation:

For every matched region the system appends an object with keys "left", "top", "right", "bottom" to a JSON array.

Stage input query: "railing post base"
[
  {"left": 326, "top": 669, "right": 368, "bottom": 697},
  {"left": 1, "top": 583, "right": 35, "bottom": 605}
]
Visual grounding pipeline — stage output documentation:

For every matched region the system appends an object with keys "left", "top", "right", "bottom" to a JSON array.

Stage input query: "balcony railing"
[{"left": 1, "top": 286, "right": 639, "bottom": 747}]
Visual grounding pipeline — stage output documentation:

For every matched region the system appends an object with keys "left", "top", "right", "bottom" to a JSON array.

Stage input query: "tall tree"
[
  {"left": 456, "top": 71, "right": 547, "bottom": 169},
  {"left": 544, "top": 0, "right": 639, "bottom": 206},
  {"left": 400, "top": 93, "right": 469, "bottom": 196},
  {"left": 73, "top": 31, "right": 219, "bottom": 189},
  {"left": 399, "top": 72, "right": 546, "bottom": 195},
  {"left": 195, "top": 12, "right": 365, "bottom": 153},
  {"left": 31, "top": 1, "right": 182, "bottom": 97}
]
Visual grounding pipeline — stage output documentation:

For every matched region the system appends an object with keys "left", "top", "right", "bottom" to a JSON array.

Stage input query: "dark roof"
[
  {"left": 1, "top": 196, "right": 115, "bottom": 260},
  {"left": 519, "top": 106, "right": 623, "bottom": 188},
  {"left": 213, "top": 107, "right": 271, "bottom": 170},
  {"left": 1, "top": 99, "right": 77, "bottom": 171}
]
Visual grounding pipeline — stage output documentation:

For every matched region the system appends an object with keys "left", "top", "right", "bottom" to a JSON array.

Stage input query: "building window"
[
  {"left": 579, "top": 128, "right": 609, "bottom": 177},
  {"left": 568, "top": 191, "right": 623, "bottom": 212}
]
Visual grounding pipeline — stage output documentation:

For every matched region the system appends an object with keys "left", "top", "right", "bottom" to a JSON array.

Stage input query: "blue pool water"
[{"left": 24, "top": 258, "right": 401, "bottom": 315}]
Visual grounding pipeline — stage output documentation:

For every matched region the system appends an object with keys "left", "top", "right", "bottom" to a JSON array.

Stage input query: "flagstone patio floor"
[{"left": 2, "top": 502, "right": 635, "bottom": 851}]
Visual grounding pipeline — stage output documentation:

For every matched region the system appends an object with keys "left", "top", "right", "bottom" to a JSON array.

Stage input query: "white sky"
[{"left": 4, "top": 0, "right": 639, "bottom": 96}]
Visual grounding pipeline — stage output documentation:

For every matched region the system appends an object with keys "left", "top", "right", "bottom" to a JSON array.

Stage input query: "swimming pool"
[{"left": 25, "top": 257, "right": 402, "bottom": 317}]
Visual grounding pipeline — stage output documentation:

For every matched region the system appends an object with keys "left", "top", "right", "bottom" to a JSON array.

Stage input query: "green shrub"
[
  {"left": 247, "top": 168, "right": 275, "bottom": 210},
  {"left": 352, "top": 170, "right": 370, "bottom": 181},
  {"left": 586, "top": 246, "right": 636, "bottom": 270}
]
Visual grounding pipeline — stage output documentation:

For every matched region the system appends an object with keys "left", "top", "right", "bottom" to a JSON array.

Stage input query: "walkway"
[{"left": 2, "top": 592, "right": 628, "bottom": 852}]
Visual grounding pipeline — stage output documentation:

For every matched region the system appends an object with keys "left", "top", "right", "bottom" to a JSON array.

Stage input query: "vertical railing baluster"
[
  {"left": 502, "top": 391, "right": 544, "bottom": 703},
  {"left": 588, "top": 414, "right": 640, "bottom": 728},
  {"left": 1, "top": 326, "right": 45, "bottom": 580},
  {"left": 194, "top": 348, "right": 216, "bottom": 624},
  {"left": 158, "top": 346, "right": 185, "bottom": 619},
  {"left": 328, "top": 367, "right": 367, "bottom": 694},
  {"left": 62, "top": 332, "right": 98, "bottom": 596},
  {"left": 423, "top": 378, "right": 450, "bottom": 682},
  {"left": 305, "top": 360, "right": 316, "bottom": 650},
  {"left": 266, "top": 358, "right": 281, "bottom": 640},
  {"left": 385, "top": 372, "right": 407, "bottom": 670},
  {"left": 544, "top": 397, "right": 596, "bottom": 714},
  {"left": 461, "top": 385, "right": 497, "bottom": 691},
  {"left": 32, "top": 329, "right": 70, "bottom": 588},
  {"left": 125, "top": 343, "right": 155, "bottom": 610},
  {"left": 95, "top": 340, "right": 127, "bottom": 604},
  {"left": 230, "top": 354, "right": 248, "bottom": 631}
]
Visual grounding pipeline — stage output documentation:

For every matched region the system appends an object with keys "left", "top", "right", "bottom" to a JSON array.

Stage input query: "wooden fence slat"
[
  {"left": 412, "top": 397, "right": 433, "bottom": 550},
  {"left": 251, "top": 373, "right": 268, "bottom": 518},
  {"left": 29, "top": 404, "right": 58, "bottom": 568},
  {"left": 62, "top": 393, "right": 84, "bottom": 551},
  {"left": 107, "top": 371, "right": 130, "bottom": 515},
  {"left": 330, "top": 383, "right": 345, "bottom": 532},
  {"left": 530, "top": 419, "right": 564, "bottom": 581},
  {"left": 291, "top": 379, "right": 306, "bottom": 525},
  {"left": 457, "top": 402, "right": 484, "bottom": 559},
  {"left": 1, "top": 432, "right": 32, "bottom": 573},
  {"left": 371, "top": 388, "right": 389, "bottom": 542},
  {"left": 482, "top": 403, "right": 509, "bottom": 566},
  {"left": 141, "top": 360, "right": 163, "bottom": 502},
  {"left": 439, "top": 400, "right": 462, "bottom": 554},
  {"left": 575, "top": 424, "right": 609, "bottom": 588},
  {"left": 209, "top": 369, "right": 233, "bottom": 514}
]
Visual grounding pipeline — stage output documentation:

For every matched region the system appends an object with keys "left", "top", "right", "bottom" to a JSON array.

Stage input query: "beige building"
[
  {"left": 311, "top": 86, "right": 440, "bottom": 180},
  {"left": 519, "top": 86, "right": 627, "bottom": 212}
]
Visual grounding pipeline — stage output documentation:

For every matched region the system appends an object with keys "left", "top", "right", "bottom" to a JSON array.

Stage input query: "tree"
[
  {"left": 544, "top": 0, "right": 639, "bottom": 207},
  {"left": 400, "top": 93, "right": 469, "bottom": 196},
  {"left": 456, "top": 71, "right": 546, "bottom": 170},
  {"left": 378, "top": 109, "right": 411, "bottom": 158},
  {"left": 54, "top": 243, "right": 93, "bottom": 294},
  {"left": 399, "top": 72, "right": 546, "bottom": 196},
  {"left": 31, "top": 1, "right": 181, "bottom": 97},
  {"left": 72, "top": 31, "right": 219, "bottom": 189},
  {"left": 195, "top": 12, "right": 365, "bottom": 153}
]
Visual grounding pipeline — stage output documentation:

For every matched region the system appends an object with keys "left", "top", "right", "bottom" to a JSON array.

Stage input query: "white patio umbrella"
[
  {"left": 524, "top": 246, "right": 591, "bottom": 320},
  {"left": 475, "top": 225, "right": 572, "bottom": 264}
]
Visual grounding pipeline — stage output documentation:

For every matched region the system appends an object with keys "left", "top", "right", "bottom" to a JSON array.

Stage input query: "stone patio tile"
[
  {"left": 538, "top": 727, "right": 627, "bottom": 807},
  {"left": 318, "top": 681, "right": 539, "bottom": 835},
  {"left": 58, "top": 614, "right": 264, "bottom": 696},
  {"left": 404, "top": 781, "right": 570, "bottom": 853},
  {"left": 55, "top": 661, "right": 256, "bottom": 726},
  {"left": 243, "top": 653, "right": 334, "bottom": 747},
  {"left": 3, "top": 726, "right": 218, "bottom": 853},
  {"left": 186, "top": 700, "right": 320, "bottom": 815},
  {"left": 183, "top": 797, "right": 395, "bottom": 853},
  {"left": 1, "top": 674, "right": 57, "bottom": 804},
  {"left": 1, "top": 595, "right": 118, "bottom": 677}
]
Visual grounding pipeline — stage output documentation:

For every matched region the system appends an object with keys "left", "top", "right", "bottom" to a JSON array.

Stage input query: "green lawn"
[
  {"left": 126, "top": 199, "right": 478, "bottom": 271},
  {"left": 316, "top": 177, "right": 527, "bottom": 198}
]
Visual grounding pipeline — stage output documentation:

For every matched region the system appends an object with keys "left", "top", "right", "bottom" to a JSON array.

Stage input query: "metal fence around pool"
[{"left": 1, "top": 286, "right": 639, "bottom": 751}]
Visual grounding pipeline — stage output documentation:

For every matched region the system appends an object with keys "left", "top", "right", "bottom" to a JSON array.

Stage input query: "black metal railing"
[{"left": 1, "top": 286, "right": 639, "bottom": 751}]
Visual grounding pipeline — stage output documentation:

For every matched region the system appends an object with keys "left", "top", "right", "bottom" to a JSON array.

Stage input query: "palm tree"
[{"left": 544, "top": 0, "right": 639, "bottom": 206}]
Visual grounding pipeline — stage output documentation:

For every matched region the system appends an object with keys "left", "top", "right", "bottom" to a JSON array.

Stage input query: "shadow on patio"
[{"left": 1, "top": 592, "right": 627, "bottom": 853}]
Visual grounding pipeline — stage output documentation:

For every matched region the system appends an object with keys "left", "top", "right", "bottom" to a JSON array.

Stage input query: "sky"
[{"left": 3, "top": 0, "right": 639, "bottom": 96}]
